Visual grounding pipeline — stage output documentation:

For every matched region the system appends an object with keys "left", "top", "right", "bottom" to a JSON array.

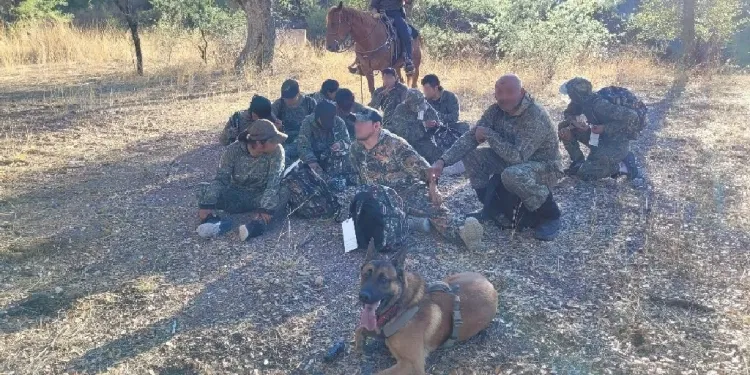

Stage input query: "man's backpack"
[{"left": 595, "top": 86, "right": 648, "bottom": 140}]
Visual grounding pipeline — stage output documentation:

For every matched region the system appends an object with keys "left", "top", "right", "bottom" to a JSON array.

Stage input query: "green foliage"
[
  {"left": 304, "top": 6, "right": 328, "bottom": 42},
  {"left": 629, "top": 0, "right": 748, "bottom": 46},
  {"left": 11, "top": 0, "right": 71, "bottom": 22},
  {"left": 477, "top": 0, "right": 613, "bottom": 60},
  {"left": 153, "top": 0, "right": 241, "bottom": 33},
  {"left": 419, "top": 25, "right": 489, "bottom": 58}
]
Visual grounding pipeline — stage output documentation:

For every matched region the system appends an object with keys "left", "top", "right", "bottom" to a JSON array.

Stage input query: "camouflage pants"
[
  {"left": 282, "top": 164, "right": 341, "bottom": 219},
  {"left": 197, "top": 182, "right": 263, "bottom": 213},
  {"left": 399, "top": 186, "right": 461, "bottom": 243},
  {"left": 561, "top": 125, "right": 630, "bottom": 181},
  {"left": 463, "top": 147, "right": 561, "bottom": 211}
]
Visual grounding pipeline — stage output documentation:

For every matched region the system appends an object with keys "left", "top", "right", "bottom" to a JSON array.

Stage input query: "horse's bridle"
[{"left": 327, "top": 9, "right": 392, "bottom": 57}]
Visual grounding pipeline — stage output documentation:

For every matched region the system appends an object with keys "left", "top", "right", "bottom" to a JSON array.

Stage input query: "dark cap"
[
  {"left": 281, "top": 79, "right": 300, "bottom": 99},
  {"left": 246, "top": 119, "right": 288, "bottom": 144},
  {"left": 382, "top": 67, "right": 396, "bottom": 77},
  {"left": 315, "top": 101, "right": 337, "bottom": 128},
  {"left": 354, "top": 107, "right": 383, "bottom": 123}
]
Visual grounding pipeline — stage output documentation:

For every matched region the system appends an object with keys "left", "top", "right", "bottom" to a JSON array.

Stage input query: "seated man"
[
  {"left": 421, "top": 74, "right": 469, "bottom": 134},
  {"left": 334, "top": 88, "right": 367, "bottom": 139},
  {"left": 558, "top": 77, "right": 640, "bottom": 181},
  {"left": 430, "top": 75, "right": 564, "bottom": 241},
  {"left": 311, "top": 79, "right": 339, "bottom": 105},
  {"left": 390, "top": 88, "right": 443, "bottom": 164},
  {"left": 272, "top": 79, "right": 317, "bottom": 163},
  {"left": 296, "top": 101, "right": 357, "bottom": 189},
  {"left": 368, "top": 68, "right": 407, "bottom": 128},
  {"left": 350, "top": 108, "right": 484, "bottom": 251},
  {"left": 220, "top": 95, "right": 278, "bottom": 146},
  {"left": 196, "top": 119, "right": 286, "bottom": 241}
]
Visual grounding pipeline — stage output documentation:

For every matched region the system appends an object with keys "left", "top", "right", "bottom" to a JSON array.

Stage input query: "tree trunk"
[
  {"left": 235, "top": 0, "right": 275, "bottom": 74},
  {"left": 127, "top": 17, "right": 144, "bottom": 75},
  {"left": 681, "top": 0, "right": 696, "bottom": 67}
]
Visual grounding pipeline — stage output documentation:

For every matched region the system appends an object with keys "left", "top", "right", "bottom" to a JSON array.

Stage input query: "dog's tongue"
[{"left": 359, "top": 301, "right": 380, "bottom": 331}]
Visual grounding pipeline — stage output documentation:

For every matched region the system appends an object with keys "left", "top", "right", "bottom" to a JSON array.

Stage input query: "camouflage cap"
[
  {"left": 564, "top": 77, "right": 593, "bottom": 98},
  {"left": 247, "top": 119, "right": 288, "bottom": 144},
  {"left": 404, "top": 88, "right": 426, "bottom": 109}
]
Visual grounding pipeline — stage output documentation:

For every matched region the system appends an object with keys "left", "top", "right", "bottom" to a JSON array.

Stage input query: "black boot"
[
  {"left": 533, "top": 194, "right": 561, "bottom": 241},
  {"left": 466, "top": 188, "right": 491, "bottom": 221}
]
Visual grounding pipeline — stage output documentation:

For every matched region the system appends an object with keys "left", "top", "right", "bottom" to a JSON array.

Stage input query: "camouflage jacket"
[
  {"left": 389, "top": 102, "right": 442, "bottom": 145},
  {"left": 296, "top": 114, "right": 351, "bottom": 164},
  {"left": 563, "top": 95, "right": 638, "bottom": 141},
  {"left": 211, "top": 141, "right": 286, "bottom": 212},
  {"left": 220, "top": 110, "right": 252, "bottom": 146},
  {"left": 272, "top": 95, "right": 317, "bottom": 146},
  {"left": 350, "top": 129, "right": 431, "bottom": 196},
  {"left": 427, "top": 89, "right": 460, "bottom": 125},
  {"left": 368, "top": 82, "right": 408, "bottom": 127},
  {"left": 441, "top": 94, "right": 563, "bottom": 171}
]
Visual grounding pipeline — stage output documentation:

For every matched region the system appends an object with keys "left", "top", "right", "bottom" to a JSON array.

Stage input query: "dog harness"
[{"left": 380, "top": 281, "right": 463, "bottom": 348}]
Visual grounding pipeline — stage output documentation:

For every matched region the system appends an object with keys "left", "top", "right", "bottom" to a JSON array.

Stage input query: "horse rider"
[{"left": 370, "top": 0, "right": 415, "bottom": 75}]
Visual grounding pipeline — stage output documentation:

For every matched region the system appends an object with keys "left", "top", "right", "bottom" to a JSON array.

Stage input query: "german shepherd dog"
[{"left": 355, "top": 245, "right": 499, "bottom": 374}]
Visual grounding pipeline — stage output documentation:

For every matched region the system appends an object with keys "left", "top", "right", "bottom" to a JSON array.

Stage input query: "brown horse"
[{"left": 326, "top": 2, "right": 422, "bottom": 94}]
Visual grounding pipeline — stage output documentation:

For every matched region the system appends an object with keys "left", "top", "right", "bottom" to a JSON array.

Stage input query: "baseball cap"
[
  {"left": 354, "top": 107, "right": 383, "bottom": 123},
  {"left": 281, "top": 79, "right": 300, "bottom": 99}
]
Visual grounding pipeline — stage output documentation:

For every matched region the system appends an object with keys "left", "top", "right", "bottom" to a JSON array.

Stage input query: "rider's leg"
[{"left": 385, "top": 9, "right": 414, "bottom": 72}]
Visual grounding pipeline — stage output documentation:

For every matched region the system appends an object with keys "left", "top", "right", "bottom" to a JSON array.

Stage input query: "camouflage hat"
[
  {"left": 404, "top": 88, "right": 427, "bottom": 110},
  {"left": 564, "top": 77, "right": 593, "bottom": 98},
  {"left": 354, "top": 107, "right": 383, "bottom": 123},
  {"left": 281, "top": 79, "right": 300, "bottom": 99},
  {"left": 247, "top": 119, "right": 288, "bottom": 143}
]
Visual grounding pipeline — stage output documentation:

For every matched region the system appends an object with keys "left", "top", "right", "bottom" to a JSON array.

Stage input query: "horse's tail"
[{"left": 410, "top": 25, "right": 420, "bottom": 40}]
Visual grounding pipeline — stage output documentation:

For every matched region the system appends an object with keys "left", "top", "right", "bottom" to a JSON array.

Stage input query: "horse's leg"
[
  {"left": 397, "top": 68, "right": 405, "bottom": 85},
  {"left": 411, "top": 65, "right": 420, "bottom": 88},
  {"left": 367, "top": 73, "right": 376, "bottom": 95}
]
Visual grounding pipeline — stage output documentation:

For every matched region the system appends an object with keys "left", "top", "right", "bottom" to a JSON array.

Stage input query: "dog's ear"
[
  {"left": 364, "top": 238, "right": 376, "bottom": 264},
  {"left": 337, "top": 1, "right": 343, "bottom": 10},
  {"left": 390, "top": 247, "right": 407, "bottom": 276}
]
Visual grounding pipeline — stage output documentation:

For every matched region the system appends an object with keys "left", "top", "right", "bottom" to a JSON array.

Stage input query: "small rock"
[
  {"left": 54, "top": 287, "right": 63, "bottom": 294},
  {"left": 313, "top": 276, "right": 324, "bottom": 288}
]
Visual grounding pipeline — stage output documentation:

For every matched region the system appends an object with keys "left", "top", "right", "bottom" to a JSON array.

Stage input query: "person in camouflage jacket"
[
  {"left": 220, "top": 95, "right": 278, "bottom": 146},
  {"left": 389, "top": 88, "right": 444, "bottom": 164},
  {"left": 296, "top": 101, "right": 357, "bottom": 188},
  {"left": 310, "top": 79, "right": 339, "bottom": 105},
  {"left": 272, "top": 79, "right": 317, "bottom": 163},
  {"left": 350, "top": 108, "right": 484, "bottom": 250},
  {"left": 197, "top": 120, "right": 287, "bottom": 241},
  {"left": 430, "top": 75, "right": 563, "bottom": 241},
  {"left": 421, "top": 74, "right": 470, "bottom": 134},
  {"left": 335, "top": 88, "right": 367, "bottom": 139},
  {"left": 558, "top": 77, "right": 640, "bottom": 181},
  {"left": 368, "top": 68, "right": 407, "bottom": 128}
]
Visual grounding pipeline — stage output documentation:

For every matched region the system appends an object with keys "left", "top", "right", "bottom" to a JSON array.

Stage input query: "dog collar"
[{"left": 376, "top": 304, "right": 401, "bottom": 328}]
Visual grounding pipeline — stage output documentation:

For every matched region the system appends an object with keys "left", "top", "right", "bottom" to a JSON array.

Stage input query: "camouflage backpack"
[
  {"left": 595, "top": 86, "right": 648, "bottom": 140},
  {"left": 282, "top": 162, "right": 341, "bottom": 219}
]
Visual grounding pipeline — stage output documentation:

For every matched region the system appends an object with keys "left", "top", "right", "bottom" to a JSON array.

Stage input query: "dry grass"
[{"left": 1, "top": 23, "right": 749, "bottom": 375}]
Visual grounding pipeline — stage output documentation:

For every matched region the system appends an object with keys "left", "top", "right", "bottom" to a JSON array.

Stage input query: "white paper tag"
[
  {"left": 589, "top": 133, "right": 600, "bottom": 147},
  {"left": 283, "top": 159, "right": 301, "bottom": 177},
  {"left": 342, "top": 218, "right": 358, "bottom": 253},
  {"left": 417, "top": 110, "right": 424, "bottom": 120}
]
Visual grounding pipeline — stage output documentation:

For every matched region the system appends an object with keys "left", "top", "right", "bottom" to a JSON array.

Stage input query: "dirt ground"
[{"left": 1, "top": 63, "right": 749, "bottom": 375}]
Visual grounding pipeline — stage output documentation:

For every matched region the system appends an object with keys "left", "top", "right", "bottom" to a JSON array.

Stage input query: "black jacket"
[{"left": 370, "top": 0, "right": 404, "bottom": 11}]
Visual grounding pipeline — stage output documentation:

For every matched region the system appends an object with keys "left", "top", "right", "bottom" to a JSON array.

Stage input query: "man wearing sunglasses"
[{"left": 196, "top": 119, "right": 287, "bottom": 241}]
